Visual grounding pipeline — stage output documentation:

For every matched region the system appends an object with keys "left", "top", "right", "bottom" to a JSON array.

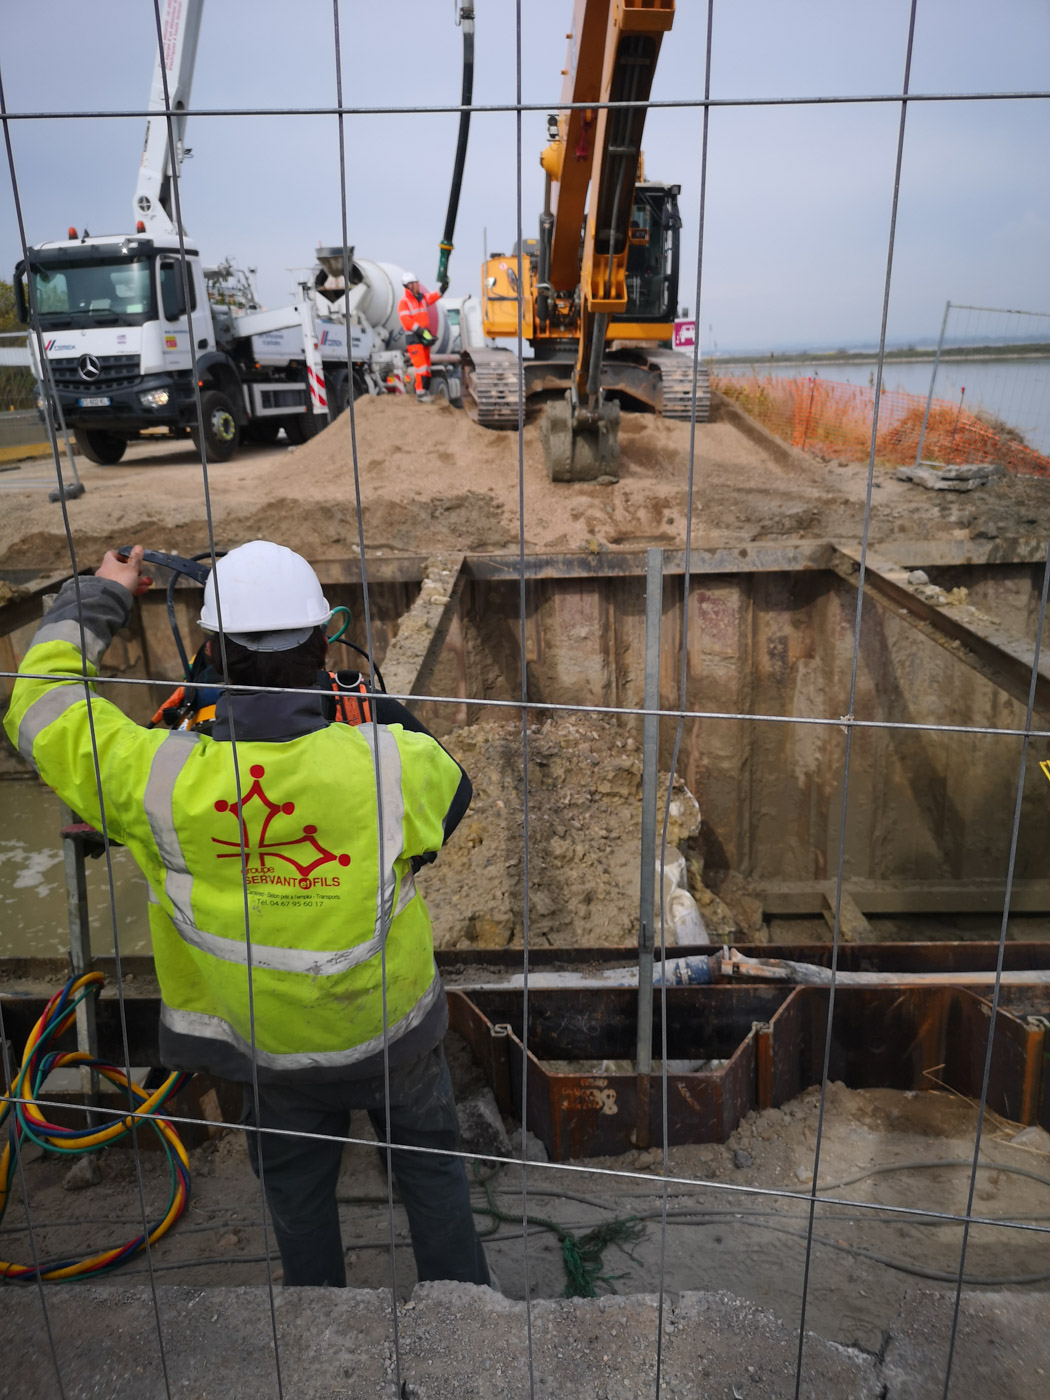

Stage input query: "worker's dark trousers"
[{"left": 244, "top": 1044, "right": 490, "bottom": 1289}]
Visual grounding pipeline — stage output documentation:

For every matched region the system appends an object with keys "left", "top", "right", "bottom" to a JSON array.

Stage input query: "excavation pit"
[{"left": 5, "top": 540, "right": 1050, "bottom": 951}]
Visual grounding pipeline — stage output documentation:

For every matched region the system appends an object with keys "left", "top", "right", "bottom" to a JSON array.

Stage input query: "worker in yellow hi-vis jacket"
[{"left": 5, "top": 540, "right": 491, "bottom": 1290}]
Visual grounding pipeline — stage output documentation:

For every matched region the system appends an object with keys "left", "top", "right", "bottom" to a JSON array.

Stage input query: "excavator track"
[
  {"left": 648, "top": 350, "right": 712, "bottom": 422},
  {"left": 461, "top": 349, "right": 523, "bottom": 429}
]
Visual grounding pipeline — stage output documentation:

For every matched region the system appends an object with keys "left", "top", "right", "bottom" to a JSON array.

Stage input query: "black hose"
[{"left": 437, "top": 5, "right": 475, "bottom": 293}]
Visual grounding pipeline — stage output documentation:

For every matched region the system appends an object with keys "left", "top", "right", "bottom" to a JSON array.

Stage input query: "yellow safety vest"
[{"left": 6, "top": 630, "right": 461, "bottom": 1075}]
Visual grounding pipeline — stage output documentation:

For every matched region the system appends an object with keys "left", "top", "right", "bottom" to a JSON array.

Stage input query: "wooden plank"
[
  {"left": 886, "top": 537, "right": 1048, "bottom": 569},
  {"left": 465, "top": 542, "right": 832, "bottom": 581},
  {"left": 831, "top": 543, "right": 1050, "bottom": 717},
  {"left": 756, "top": 877, "right": 1050, "bottom": 916},
  {"left": 821, "top": 886, "right": 874, "bottom": 942}
]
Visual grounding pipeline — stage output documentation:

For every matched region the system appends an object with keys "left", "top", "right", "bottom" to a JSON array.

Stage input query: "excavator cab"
[{"left": 621, "top": 184, "right": 681, "bottom": 324}]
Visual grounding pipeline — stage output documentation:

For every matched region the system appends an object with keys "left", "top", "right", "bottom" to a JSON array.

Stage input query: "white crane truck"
[{"left": 12, "top": 0, "right": 416, "bottom": 464}]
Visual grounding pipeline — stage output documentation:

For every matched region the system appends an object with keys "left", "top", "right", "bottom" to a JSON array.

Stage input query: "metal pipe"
[
  {"left": 436, "top": 4, "right": 474, "bottom": 293},
  {"left": 636, "top": 547, "right": 663, "bottom": 1074},
  {"left": 42, "top": 587, "right": 98, "bottom": 1108},
  {"left": 586, "top": 312, "right": 609, "bottom": 408},
  {"left": 60, "top": 804, "right": 100, "bottom": 1110},
  {"left": 914, "top": 298, "right": 951, "bottom": 468}
]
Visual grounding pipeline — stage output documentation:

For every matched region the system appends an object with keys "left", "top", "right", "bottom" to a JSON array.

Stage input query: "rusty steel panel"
[
  {"left": 832, "top": 543, "right": 1050, "bottom": 716},
  {"left": 453, "top": 986, "right": 794, "bottom": 1161},
  {"left": 950, "top": 995, "right": 1043, "bottom": 1125},
  {"left": 768, "top": 985, "right": 1045, "bottom": 1125},
  {"left": 5, "top": 975, "right": 1047, "bottom": 1158}
]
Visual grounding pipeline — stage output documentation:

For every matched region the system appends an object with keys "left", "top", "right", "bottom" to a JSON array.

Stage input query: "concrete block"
[
  {"left": 881, "top": 1288, "right": 1050, "bottom": 1399},
  {"left": 0, "top": 1283, "right": 884, "bottom": 1400}
]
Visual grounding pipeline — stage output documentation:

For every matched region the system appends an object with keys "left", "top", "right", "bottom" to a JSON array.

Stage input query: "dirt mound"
[{"left": 4, "top": 393, "right": 1050, "bottom": 574}]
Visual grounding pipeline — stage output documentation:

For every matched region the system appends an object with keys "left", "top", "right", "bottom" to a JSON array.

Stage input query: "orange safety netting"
[{"left": 711, "top": 373, "right": 1050, "bottom": 478}]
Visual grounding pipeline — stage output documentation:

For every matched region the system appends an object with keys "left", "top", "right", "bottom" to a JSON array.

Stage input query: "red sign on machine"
[{"left": 673, "top": 319, "right": 696, "bottom": 350}]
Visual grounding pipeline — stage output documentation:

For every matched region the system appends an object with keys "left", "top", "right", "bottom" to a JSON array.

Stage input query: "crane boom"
[{"left": 134, "top": 0, "right": 205, "bottom": 238}]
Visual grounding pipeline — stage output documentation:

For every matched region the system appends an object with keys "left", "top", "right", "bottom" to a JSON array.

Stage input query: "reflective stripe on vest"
[
  {"left": 159, "top": 965, "right": 443, "bottom": 1072},
  {"left": 141, "top": 722, "right": 410, "bottom": 975},
  {"left": 398, "top": 293, "right": 429, "bottom": 328},
  {"left": 31, "top": 620, "right": 109, "bottom": 670},
  {"left": 147, "top": 868, "right": 418, "bottom": 975},
  {"left": 16, "top": 684, "right": 96, "bottom": 763},
  {"left": 143, "top": 730, "right": 201, "bottom": 932}
]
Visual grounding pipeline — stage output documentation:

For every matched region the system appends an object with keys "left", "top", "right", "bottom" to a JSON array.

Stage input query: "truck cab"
[{"left": 15, "top": 234, "right": 220, "bottom": 464}]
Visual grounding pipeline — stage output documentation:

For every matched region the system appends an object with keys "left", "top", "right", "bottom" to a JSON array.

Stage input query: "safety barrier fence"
[
  {"left": 2, "top": 1, "right": 1050, "bottom": 1398},
  {"left": 712, "top": 371, "right": 1050, "bottom": 478}
]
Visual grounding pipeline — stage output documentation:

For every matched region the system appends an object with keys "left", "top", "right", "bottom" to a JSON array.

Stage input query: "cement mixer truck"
[{"left": 309, "top": 247, "right": 481, "bottom": 404}]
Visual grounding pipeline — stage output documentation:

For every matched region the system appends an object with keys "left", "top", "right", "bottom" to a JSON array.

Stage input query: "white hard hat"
[
  {"left": 401, "top": 270, "right": 418, "bottom": 285},
  {"left": 200, "top": 541, "right": 331, "bottom": 651}
]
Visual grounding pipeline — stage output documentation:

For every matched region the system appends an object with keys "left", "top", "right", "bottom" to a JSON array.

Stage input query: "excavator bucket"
[{"left": 540, "top": 392, "right": 622, "bottom": 483}]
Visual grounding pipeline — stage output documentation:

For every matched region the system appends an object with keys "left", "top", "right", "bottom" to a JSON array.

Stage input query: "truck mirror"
[{"left": 12, "top": 262, "right": 29, "bottom": 324}]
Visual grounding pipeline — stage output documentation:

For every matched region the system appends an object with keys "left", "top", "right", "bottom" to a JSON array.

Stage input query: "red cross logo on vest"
[{"left": 212, "top": 764, "right": 351, "bottom": 887}]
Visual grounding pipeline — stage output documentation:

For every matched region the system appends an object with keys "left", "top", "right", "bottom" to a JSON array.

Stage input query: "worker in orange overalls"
[{"left": 397, "top": 271, "right": 441, "bottom": 400}]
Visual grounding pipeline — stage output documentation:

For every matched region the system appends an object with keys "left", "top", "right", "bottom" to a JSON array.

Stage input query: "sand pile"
[{"left": 3, "top": 392, "right": 1050, "bottom": 574}]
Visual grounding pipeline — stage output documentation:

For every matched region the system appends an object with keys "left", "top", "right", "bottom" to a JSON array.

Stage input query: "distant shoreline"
[{"left": 708, "top": 345, "right": 1050, "bottom": 368}]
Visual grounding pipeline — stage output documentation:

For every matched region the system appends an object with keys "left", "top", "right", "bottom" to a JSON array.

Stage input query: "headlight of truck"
[{"left": 139, "top": 388, "right": 171, "bottom": 409}]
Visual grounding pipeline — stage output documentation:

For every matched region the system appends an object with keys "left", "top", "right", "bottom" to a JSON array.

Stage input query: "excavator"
[{"left": 460, "top": 0, "right": 710, "bottom": 480}]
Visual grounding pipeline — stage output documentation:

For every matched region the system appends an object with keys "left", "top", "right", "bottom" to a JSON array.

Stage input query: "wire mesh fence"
[{"left": 1, "top": 1, "right": 1050, "bottom": 1398}]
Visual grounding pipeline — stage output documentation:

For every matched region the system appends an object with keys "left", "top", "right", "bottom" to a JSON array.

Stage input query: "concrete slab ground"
[
  {"left": 0, "top": 1280, "right": 872, "bottom": 1400},
  {"left": 882, "top": 1289, "right": 1050, "bottom": 1400},
  {"left": 3, "top": 1279, "right": 1049, "bottom": 1397}
]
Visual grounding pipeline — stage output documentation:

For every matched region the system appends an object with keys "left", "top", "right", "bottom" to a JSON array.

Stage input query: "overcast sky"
[{"left": 2, "top": 0, "right": 1047, "bottom": 351}]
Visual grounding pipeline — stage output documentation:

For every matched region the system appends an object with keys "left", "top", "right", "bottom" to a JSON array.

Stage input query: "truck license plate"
[{"left": 78, "top": 396, "right": 111, "bottom": 407}]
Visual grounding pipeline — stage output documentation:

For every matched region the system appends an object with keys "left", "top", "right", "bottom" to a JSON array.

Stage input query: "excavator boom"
[{"left": 467, "top": 0, "right": 710, "bottom": 480}]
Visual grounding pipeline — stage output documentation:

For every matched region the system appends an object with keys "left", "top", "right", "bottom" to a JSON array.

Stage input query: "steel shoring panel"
[
  {"left": 6, "top": 542, "right": 1050, "bottom": 638},
  {"left": 7, "top": 945, "right": 1050, "bottom": 1063},
  {"left": 832, "top": 542, "right": 1050, "bottom": 718},
  {"left": 445, "top": 984, "right": 1048, "bottom": 1162},
  {"left": 756, "top": 878, "right": 1050, "bottom": 916}
]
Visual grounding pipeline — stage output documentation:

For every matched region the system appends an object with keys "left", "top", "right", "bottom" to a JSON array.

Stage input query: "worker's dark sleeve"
[
  {"left": 3, "top": 575, "right": 166, "bottom": 842},
  {"left": 372, "top": 692, "right": 472, "bottom": 844}
]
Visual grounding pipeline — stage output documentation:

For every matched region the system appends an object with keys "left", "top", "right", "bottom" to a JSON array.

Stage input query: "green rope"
[{"left": 471, "top": 1164, "right": 646, "bottom": 1299}]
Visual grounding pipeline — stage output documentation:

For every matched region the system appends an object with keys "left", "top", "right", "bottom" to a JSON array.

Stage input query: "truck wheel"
[
  {"left": 283, "top": 412, "right": 320, "bottom": 445},
  {"left": 191, "top": 389, "right": 240, "bottom": 462},
  {"left": 73, "top": 428, "right": 127, "bottom": 465},
  {"left": 326, "top": 371, "right": 350, "bottom": 421},
  {"left": 244, "top": 419, "right": 281, "bottom": 445}
]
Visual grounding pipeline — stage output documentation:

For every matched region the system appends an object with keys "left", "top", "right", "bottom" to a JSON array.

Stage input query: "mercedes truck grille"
[{"left": 49, "top": 354, "right": 142, "bottom": 391}]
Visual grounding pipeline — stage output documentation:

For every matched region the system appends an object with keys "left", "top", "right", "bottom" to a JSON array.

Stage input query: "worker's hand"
[
  {"left": 97, "top": 544, "right": 153, "bottom": 597},
  {"left": 420, "top": 328, "right": 436, "bottom": 346}
]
